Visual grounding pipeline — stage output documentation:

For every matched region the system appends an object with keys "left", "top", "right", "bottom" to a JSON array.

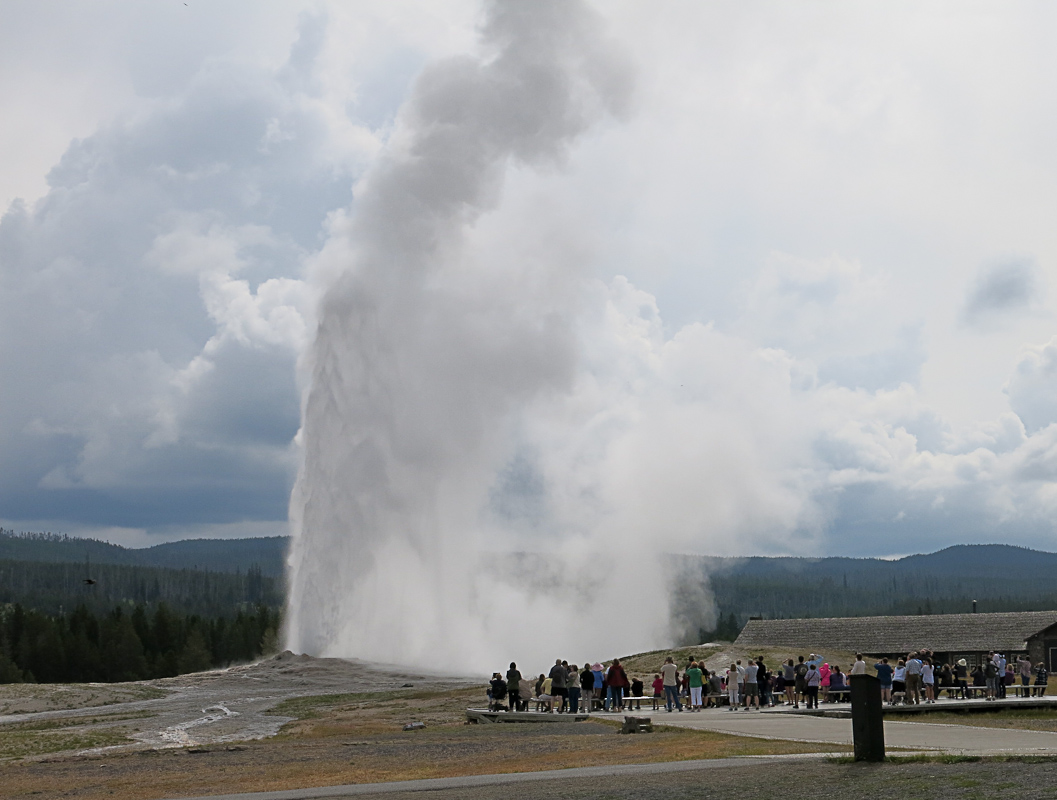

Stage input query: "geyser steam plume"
[{"left": 286, "top": 0, "right": 670, "bottom": 670}]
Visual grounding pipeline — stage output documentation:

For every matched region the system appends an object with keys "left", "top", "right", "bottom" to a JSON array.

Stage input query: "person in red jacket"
[{"left": 605, "top": 659, "right": 629, "bottom": 711}]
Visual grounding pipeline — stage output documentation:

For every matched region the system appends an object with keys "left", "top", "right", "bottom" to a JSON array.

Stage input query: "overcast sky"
[{"left": 4, "top": 1, "right": 1057, "bottom": 557}]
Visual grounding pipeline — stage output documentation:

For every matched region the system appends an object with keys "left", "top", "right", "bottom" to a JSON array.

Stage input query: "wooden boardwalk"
[{"left": 466, "top": 708, "right": 590, "bottom": 723}]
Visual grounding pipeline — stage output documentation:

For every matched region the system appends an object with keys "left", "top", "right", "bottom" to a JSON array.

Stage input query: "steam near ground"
[{"left": 285, "top": 0, "right": 711, "bottom": 672}]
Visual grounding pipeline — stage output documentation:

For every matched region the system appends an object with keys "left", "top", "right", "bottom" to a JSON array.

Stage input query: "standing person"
[
  {"left": 592, "top": 663, "right": 605, "bottom": 706},
  {"left": 996, "top": 653, "right": 1008, "bottom": 699},
  {"left": 506, "top": 662, "right": 522, "bottom": 712},
  {"left": 904, "top": 652, "right": 923, "bottom": 705},
  {"left": 651, "top": 673, "right": 664, "bottom": 711},
  {"left": 549, "top": 660, "right": 568, "bottom": 713},
  {"left": 874, "top": 657, "right": 893, "bottom": 704},
  {"left": 1035, "top": 662, "right": 1049, "bottom": 697},
  {"left": 819, "top": 662, "right": 831, "bottom": 704},
  {"left": 735, "top": 660, "right": 746, "bottom": 707},
  {"left": 892, "top": 660, "right": 907, "bottom": 705},
  {"left": 743, "top": 658, "right": 759, "bottom": 710},
  {"left": 954, "top": 658, "right": 969, "bottom": 699},
  {"left": 984, "top": 654, "right": 999, "bottom": 701},
  {"left": 851, "top": 654, "right": 867, "bottom": 675},
  {"left": 921, "top": 658, "right": 935, "bottom": 703},
  {"left": 805, "top": 662, "right": 821, "bottom": 709},
  {"left": 783, "top": 659, "right": 796, "bottom": 706},
  {"left": 567, "top": 664, "right": 581, "bottom": 714},
  {"left": 661, "top": 656, "right": 682, "bottom": 712},
  {"left": 725, "top": 663, "right": 740, "bottom": 710},
  {"left": 794, "top": 656, "right": 809, "bottom": 709},
  {"left": 606, "top": 659, "right": 628, "bottom": 712},
  {"left": 687, "top": 661, "right": 704, "bottom": 711},
  {"left": 757, "top": 659, "right": 773, "bottom": 708},
  {"left": 580, "top": 664, "right": 595, "bottom": 712},
  {"left": 1019, "top": 655, "right": 1033, "bottom": 692}
]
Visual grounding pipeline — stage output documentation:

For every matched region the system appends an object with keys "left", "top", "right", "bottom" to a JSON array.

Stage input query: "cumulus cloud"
[
  {"left": 4, "top": 0, "right": 1057, "bottom": 569},
  {"left": 0, "top": 24, "right": 371, "bottom": 537},
  {"left": 1006, "top": 336, "right": 1057, "bottom": 434}
]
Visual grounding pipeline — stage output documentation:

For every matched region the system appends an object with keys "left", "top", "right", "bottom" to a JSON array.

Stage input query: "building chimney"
[{"left": 972, "top": 600, "right": 977, "bottom": 613}]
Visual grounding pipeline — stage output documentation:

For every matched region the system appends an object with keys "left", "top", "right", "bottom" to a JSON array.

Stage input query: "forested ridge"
[
  {"left": 0, "top": 602, "right": 279, "bottom": 684},
  {"left": 0, "top": 529, "right": 287, "bottom": 576},
  {"left": 0, "top": 559, "right": 280, "bottom": 617},
  {"left": 691, "top": 544, "right": 1057, "bottom": 642},
  {"left": 0, "top": 531, "right": 285, "bottom": 684}
]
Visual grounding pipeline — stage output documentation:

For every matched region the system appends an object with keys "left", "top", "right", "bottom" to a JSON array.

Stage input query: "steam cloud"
[{"left": 284, "top": 0, "right": 687, "bottom": 671}]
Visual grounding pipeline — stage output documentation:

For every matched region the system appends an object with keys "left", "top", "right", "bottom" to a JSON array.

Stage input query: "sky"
[{"left": 3, "top": 1, "right": 1057, "bottom": 557}]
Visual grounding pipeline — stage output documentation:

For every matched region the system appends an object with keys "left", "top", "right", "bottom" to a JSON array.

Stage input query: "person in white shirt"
[
  {"left": 921, "top": 658, "right": 935, "bottom": 703},
  {"left": 743, "top": 661, "right": 759, "bottom": 710},
  {"left": 660, "top": 656, "right": 682, "bottom": 712},
  {"left": 725, "top": 663, "right": 740, "bottom": 710},
  {"left": 851, "top": 654, "right": 867, "bottom": 675}
]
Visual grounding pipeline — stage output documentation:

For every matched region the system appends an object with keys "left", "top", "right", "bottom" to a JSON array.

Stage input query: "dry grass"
[
  {"left": 0, "top": 683, "right": 167, "bottom": 715},
  {"left": 618, "top": 645, "right": 862, "bottom": 681}
]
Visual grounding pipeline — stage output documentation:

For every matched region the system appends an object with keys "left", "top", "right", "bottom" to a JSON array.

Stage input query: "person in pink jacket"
[{"left": 819, "top": 662, "right": 831, "bottom": 703}]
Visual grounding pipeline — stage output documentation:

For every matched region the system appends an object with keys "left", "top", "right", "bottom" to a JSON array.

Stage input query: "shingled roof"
[{"left": 734, "top": 610, "right": 1057, "bottom": 654}]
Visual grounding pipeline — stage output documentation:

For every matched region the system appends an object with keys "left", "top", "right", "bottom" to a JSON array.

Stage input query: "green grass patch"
[{"left": 0, "top": 726, "right": 131, "bottom": 760}]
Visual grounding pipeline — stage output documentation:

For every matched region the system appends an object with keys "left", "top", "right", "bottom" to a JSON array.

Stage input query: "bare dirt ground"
[{"left": 0, "top": 653, "right": 845, "bottom": 800}]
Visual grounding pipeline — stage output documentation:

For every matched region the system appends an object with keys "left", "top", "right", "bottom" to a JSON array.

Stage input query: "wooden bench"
[{"left": 826, "top": 687, "right": 850, "bottom": 702}]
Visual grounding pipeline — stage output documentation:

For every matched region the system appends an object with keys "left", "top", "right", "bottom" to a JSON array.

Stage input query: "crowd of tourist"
[{"left": 485, "top": 649, "right": 1051, "bottom": 713}]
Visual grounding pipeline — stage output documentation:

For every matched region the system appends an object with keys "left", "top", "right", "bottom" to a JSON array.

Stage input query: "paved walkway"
[{"left": 592, "top": 706, "right": 1057, "bottom": 755}]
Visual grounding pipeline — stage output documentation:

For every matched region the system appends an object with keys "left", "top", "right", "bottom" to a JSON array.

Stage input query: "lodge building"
[{"left": 734, "top": 610, "right": 1057, "bottom": 670}]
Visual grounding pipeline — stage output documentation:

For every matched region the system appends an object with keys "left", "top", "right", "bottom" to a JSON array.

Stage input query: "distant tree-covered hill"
[
  {"left": 0, "top": 559, "right": 282, "bottom": 618},
  {"left": 686, "top": 544, "right": 1057, "bottom": 642},
  {"left": 0, "top": 530, "right": 288, "bottom": 576}
]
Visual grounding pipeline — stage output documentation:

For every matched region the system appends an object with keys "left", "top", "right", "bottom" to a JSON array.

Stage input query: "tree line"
[
  {"left": 0, "top": 558, "right": 281, "bottom": 618},
  {"left": 0, "top": 602, "right": 280, "bottom": 684}
]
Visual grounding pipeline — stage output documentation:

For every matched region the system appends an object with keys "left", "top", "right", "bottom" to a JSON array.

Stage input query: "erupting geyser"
[{"left": 285, "top": 0, "right": 681, "bottom": 671}]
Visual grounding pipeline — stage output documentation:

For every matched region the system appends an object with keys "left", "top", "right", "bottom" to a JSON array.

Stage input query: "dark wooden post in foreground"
[{"left": 850, "top": 674, "right": 885, "bottom": 761}]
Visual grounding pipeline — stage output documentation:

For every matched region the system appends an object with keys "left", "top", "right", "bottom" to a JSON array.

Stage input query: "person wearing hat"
[{"left": 954, "top": 658, "right": 968, "bottom": 699}]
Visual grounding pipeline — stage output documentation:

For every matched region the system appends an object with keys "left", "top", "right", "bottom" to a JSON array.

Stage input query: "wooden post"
[{"left": 850, "top": 674, "right": 885, "bottom": 762}]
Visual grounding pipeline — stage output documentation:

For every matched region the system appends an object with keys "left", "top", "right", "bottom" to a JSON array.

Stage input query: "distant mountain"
[
  {"left": 138, "top": 537, "right": 289, "bottom": 576},
  {"left": 681, "top": 544, "right": 1057, "bottom": 640},
  {"left": 0, "top": 530, "right": 288, "bottom": 577},
  {"left": 3, "top": 530, "right": 1054, "bottom": 628}
]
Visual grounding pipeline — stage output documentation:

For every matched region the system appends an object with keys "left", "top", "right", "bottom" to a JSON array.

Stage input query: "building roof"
[{"left": 734, "top": 610, "right": 1057, "bottom": 655}]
